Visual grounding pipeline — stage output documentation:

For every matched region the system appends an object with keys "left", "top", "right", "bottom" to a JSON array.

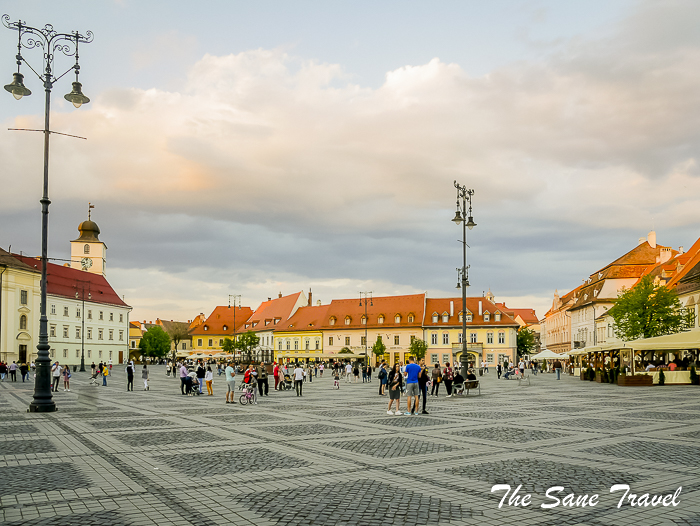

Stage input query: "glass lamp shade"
[
  {"left": 64, "top": 81, "right": 90, "bottom": 108},
  {"left": 452, "top": 210, "right": 463, "bottom": 224},
  {"left": 466, "top": 216, "right": 476, "bottom": 230},
  {"left": 4, "top": 72, "right": 31, "bottom": 100}
]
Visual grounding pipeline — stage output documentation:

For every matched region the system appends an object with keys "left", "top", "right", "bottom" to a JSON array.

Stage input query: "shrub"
[
  {"left": 690, "top": 366, "right": 699, "bottom": 386},
  {"left": 658, "top": 369, "right": 665, "bottom": 386}
]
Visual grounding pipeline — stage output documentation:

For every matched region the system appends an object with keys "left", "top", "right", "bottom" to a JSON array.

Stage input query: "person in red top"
[{"left": 273, "top": 362, "right": 280, "bottom": 390}]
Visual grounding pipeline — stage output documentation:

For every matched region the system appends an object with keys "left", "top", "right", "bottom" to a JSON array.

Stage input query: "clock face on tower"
[{"left": 81, "top": 257, "right": 93, "bottom": 270}]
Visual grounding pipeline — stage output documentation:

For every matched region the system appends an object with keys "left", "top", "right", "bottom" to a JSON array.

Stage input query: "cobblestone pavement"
[{"left": 1, "top": 368, "right": 699, "bottom": 525}]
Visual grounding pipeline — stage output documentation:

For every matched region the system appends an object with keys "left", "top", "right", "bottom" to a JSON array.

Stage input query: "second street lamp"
[
  {"left": 453, "top": 181, "right": 476, "bottom": 379},
  {"left": 359, "top": 292, "right": 373, "bottom": 368}
]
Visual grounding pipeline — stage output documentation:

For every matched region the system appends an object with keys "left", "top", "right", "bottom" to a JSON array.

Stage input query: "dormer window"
[
  {"left": 466, "top": 313, "right": 473, "bottom": 322},
  {"left": 395, "top": 314, "right": 401, "bottom": 323},
  {"left": 378, "top": 315, "right": 384, "bottom": 324},
  {"left": 484, "top": 311, "right": 490, "bottom": 322},
  {"left": 252, "top": 322, "right": 258, "bottom": 327},
  {"left": 329, "top": 317, "right": 336, "bottom": 326},
  {"left": 408, "top": 314, "right": 414, "bottom": 323},
  {"left": 265, "top": 319, "right": 271, "bottom": 326},
  {"left": 274, "top": 318, "right": 281, "bottom": 324},
  {"left": 361, "top": 316, "right": 367, "bottom": 325},
  {"left": 442, "top": 312, "right": 449, "bottom": 323},
  {"left": 432, "top": 313, "right": 438, "bottom": 323},
  {"left": 203, "top": 325, "right": 208, "bottom": 331},
  {"left": 495, "top": 313, "right": 501, "bottom": 322},
  {"left": 223, "top": 325, "right": 228, "bottom": 331},
  {"left": 345, "top": 316, "right": 352, "bottom": 325}
]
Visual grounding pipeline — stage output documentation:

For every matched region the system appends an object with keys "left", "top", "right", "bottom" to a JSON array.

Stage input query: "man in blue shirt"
[{"left": 404, "top": 356, "right": 421, "bottom": 416}]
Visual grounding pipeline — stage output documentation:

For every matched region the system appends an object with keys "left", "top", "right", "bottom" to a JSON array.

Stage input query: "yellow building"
[
  {"left": 273, "top": 304, "right": 327, "bottom": 362},
  {"left": 190, "top": 305, "right": 253, "bottom": 352}
]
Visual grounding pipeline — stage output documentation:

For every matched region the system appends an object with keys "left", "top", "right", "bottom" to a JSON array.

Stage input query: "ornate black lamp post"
[
  {"left": 74, "top": 281, "right": 91, "bottom": 372},
  {"left": 228, "top": 294, "right": 241, "bottom": 361},
  {"left": 359, "top": 292, "right": 373, "bottom": 367},
  {"left": 3, "top": 15, "right": 93, "bottom": 412},
  {"left": 452, "top": 181, "right": 476, "bottom": 378}
]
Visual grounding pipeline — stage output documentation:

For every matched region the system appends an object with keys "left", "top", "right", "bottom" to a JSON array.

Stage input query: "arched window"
[
  {"left": 84, "top": 244, "right": 90, "bottom": 254},
  {"left": 395, "top": 314, "right": 401, "bottom": 323},
  {"left": 329, "top": 317, "right": 336, "bottom": 326},
  {"left": 345, "top": 316, "right": 351, "bottom": 325},
  {"left": 361, "top": 316, "right": 367, "bottom": 325},
  {"left": 19, "top": 314, "right": 27, "bottom": 330},
  {"left": 378, "top": 315, "right": 384, "bottom": 324}
]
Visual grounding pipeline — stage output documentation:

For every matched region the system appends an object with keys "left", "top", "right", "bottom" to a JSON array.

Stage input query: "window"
[
  {"left": 99, "top": 311, "right": 103, "bottom": 320},
  {"left": 208, "top": 339, "right": 213, "bottom": 346},
  {"left": 378, "top": 315, "right": 384, "bottom": 324},
  {"left": 76, "top": 307, "right": 81, "bottom": 318},
  {"left": 361, "top": 336, "right": 367, "bottom": 346},
  {"left": 329, "top": 317, "right": 336, "bottom": 326},
  {"left": 19, "top": 315, "right": 27, "bottom": 330},
  {"left": 109, "top": 313, "right": 113, "bottom": 322},
  {"left": 98, "top": 329, "right": 103, "bottom": 340},
  {"left": 442, "top": 332, "right": 449, "bottom": 345},
  {"left": 76, "top": 350, "right": 80, "bottom": 358},
  {"left": 305, "top": 339, "right": 309, "bottom": 350},
  {"left": 361, "top": 316, "right": 366, "bottom": 325},
  {"left": 84, "top": 244, "right": 90, "bottom": 254},
  {"left": 131, "top": 340, "right": 135, "bottom": 349},
  {"left": 395, "top": 314, "right": 401, "bottom": 323},
  {"left": 294, "top": 340, "right": 299, "bottom": 350},
  {"left": 315, "top": 339, "right": 320, "bottom": 350},
  {"left": 109, "top": 330, "right": 114, "bottom": 340},
  {"left": 487, "top": 353, "right": 494, "bottom": 363},
  {"left": 219, "top": 339, "right": 223, "bottom": 346},
  {"left": 344, "top": 317, "right": 351, "bottom": 325},
  {"left": 286, "top": 340, "right": 290, "bottom": 350},
  {"left": 198, "top": 338, "right": 202, "bottom": 346},
  {"left": 119, "top": 330, "right": 123, "bottom": 341},
  {"left": 408, "top": 315, "right": 414, "bottom": 323},
  {"left": 87, "top": 310, "right": 92, "bottom": 320},
  {"left": 345, "top": 336, "right": 350, "bottom": 345},
  {"left": 63, "top": 349, "right": 68, "bottom": 358},
  {"left": 431, "top": 354, "right": 438, "bottom": 363},
  {"left": 109, "top": 351, "right": 113, "bottom": 359},
  {"left": 204, "top": 325, "right": 208, "bottom": 331},
  {"left": 98, "top": 350, "right": 102, "bottom": 358},
  {"left": 329, "top": 337, "right": 333, "bottom": 346},
  {"left": 51, "top": 304, "right": 56, "bottom": 315},
  {"left": 20, "top": 290, "right": 28, "bottom": 305},
  {"left": 487, "top": 332, "right": 493, "bottom": 344},
  {"left": 498, "top": 331, "right": 505, "bottom": 344},
  {"left": 484, "top": 312, "right": 490, "bottom": 322},
  {"left": 87, "top": 328, "right": 92, "bottom": 339},
  {"left": 432, "top": 313, "right": 438, "bottom": 323},
  {"left": 223, "top": 325, "right": 228, "bottom": 331},
  {"left": 51, "top": 349, "right": 55, "bottom": 358},
  {"left": 63, "top": 326, "right": 69, "bottom": 338},
  {"left": 431, "top": 333, "right": 438, "bottom": 345},
  {"left": 76, "top": 327, "right": 80, "bottom": 339},
  {"left": 410, "top": 335, "right": 416, "bottom": 343},
  {"left": 394, "top": 335, "right": 400, "bottom": 345},
  {"left": 119, "top": 314, "right": 123, "bottom": 323},
  {"left": 442, "top": 313, "right": 449, "bottom": 323},
  {"left": 50, "top": 325, "right": 56, "bottom": 337},
  {"left": 87, "top": 349, "right": 91, "bottom": 358},
  {"left": 470, "top": 332, "right": 477, "bottom": 343},
  {"left": 458, "top": 332, "right": 463, "bottom": 343},
  {"left": 495, "top": 313, "right": 501, "bottom": 322},
  {"left": 64, "top": 306, "right": 69, "bottom": 317},
  {"left": 466, "top": 314, "right": 472, "bottom": 322}
]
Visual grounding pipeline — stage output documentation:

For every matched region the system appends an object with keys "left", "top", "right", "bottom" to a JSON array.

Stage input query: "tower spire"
[{"left": 88, "top": 202, "right": 94, "bottom": 220}]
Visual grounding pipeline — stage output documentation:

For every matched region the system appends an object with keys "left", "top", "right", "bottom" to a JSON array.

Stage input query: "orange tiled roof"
[
  {"left": 423, "top": 297, "right": 518, "bottom": 327},
  {"left": 190, "top": 305, "right": 254, "bottom": 336},
  {"left": 667, "top": 236, "right": 700, "bottom": 289},
  {"left": 320, "top": 294, "right": 425, "bottom": 330},
  {"left": 275, "top": 304, "right": 330, "bottom": 333},
  {"left": 245, "top": 292, "right": 304, "bottom": 333}
]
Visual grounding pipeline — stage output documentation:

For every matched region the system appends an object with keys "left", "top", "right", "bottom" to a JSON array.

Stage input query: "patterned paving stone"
[
  {"left": 451, "top": 411, "right": 524, "bottom": 420},
  {"left": 218, "top": 413, "right": 285, "bottom": 424},
  {"left": 88, "top": 418, "right": 177, "bottom": 430},
  {"left": 449, "top": 426, "right": 568, "bottom": 442},
  {"left": 155, "top": 447, "right": 310, "bottom": 474},
  {"left": 252, "top": 423, "right": 350, "bottom": 436},
  {"left": 582, "top": 440, "right": 700, "bottom": 464},
  {"left": 242, "top": 478, "right": 479, "bottom": 526},
  {"left": 0, "top": 438, "right": 57, "bottom": 456},
  {"left": 674, "top": 430, "right": 700, "bottom": 440},
  {"left": 366, "top": 416, "right": 453, "bottom": 428},
  {"left": 114, "top": 430, "right": 225, "bottom": 447},
  {"left": 323, "top": 437, "right": 464, "bottom": 458},
  {"left": 2, "top": 510, "right": 132, "bottom": 526},
  {"left": 542, "top": 417, "right": 645, "bottom": 430},
  {"left": 310, "top": 409, "right": 372, "bottom": 418},
  {"left": 0, "top": 424, "right": 39, "bottom": 435},
  {"left": 0, "top": 463, "right": 89, "bottom": 496},
  {"left": 444, "top": 458, "right": 641, "bottom": 494},
  {"left": 623, "top": 411, "right": 691, "bottom": 421}
]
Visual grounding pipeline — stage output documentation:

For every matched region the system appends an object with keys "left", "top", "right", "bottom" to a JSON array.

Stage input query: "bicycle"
[{"left": 239, "top": 384, "right": 257, "bottom": 405}]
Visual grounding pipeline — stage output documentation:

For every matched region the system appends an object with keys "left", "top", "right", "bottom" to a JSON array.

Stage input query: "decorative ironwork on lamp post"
[
  {"left": 228, "top": 294, "right": 241, "bottom": 361},
  {"left": 3, "top": 15, "right": 93, "bottom": 412},
  {"left": 452, "top": 181, "right": 476, "bottom": 378},
  {"left": 359, "top": 292, "right": 373, "bottom": 368}
]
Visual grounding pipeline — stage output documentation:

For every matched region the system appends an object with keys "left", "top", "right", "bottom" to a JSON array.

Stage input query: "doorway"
[{"left": 19, "top": 345, "right": 27, "bottom": 363}]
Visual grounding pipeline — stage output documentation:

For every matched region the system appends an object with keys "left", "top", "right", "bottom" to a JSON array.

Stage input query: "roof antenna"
[{"left": 88, "top": 202, "right": 95, "bottom": 220}]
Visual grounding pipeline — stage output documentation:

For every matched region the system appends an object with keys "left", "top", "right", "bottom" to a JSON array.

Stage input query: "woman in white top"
[
  {"left": 142, "top": 365, "right": 150, "bottom": 390},
  {"left": 205, "top": 366, "right": 214, "bottom": 396}
]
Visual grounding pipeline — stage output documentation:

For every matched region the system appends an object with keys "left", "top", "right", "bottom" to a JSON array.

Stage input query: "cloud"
[{"left": 2, "top": 0, "right": 700, "bottom": 322}]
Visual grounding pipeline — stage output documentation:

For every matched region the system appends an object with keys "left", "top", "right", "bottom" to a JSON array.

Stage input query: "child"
[{"left": 333, "top": 371, "right": 340, "bottom": 389}]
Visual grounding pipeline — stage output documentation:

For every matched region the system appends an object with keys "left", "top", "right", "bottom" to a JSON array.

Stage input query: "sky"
[{"left": 1, "top": 0, "right": 699, "bottom": 324}]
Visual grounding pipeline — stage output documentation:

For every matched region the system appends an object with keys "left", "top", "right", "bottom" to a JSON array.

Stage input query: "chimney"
[
  {"left": 268, "top": 297, "right": 271, "bottom": 302},
  {"left": 638, "top": 237, "right": 646, "bottom": 245},
  {"left": 660, "top": 247, "right": 672, "bottom": 264},
  {"left": 679, "top": 246, "right": 684, "bottom": 255},
  {"left": 308, "top": 289, "right": 312, "bottom": 307},
  {"left": 278, "top": 292, "right": 282, "bottom": 299},
  {"left": 316, "top": 300, "right": 321, "bottom": 306},
  {"left": 450, "top": 301, "right": 454, "bottom": 317},
  {"left": 647, "top": 230, "right": 656, "bottom": 249},
  {"left": 478, "top": 301, "right": 482, "bottom": 316}
]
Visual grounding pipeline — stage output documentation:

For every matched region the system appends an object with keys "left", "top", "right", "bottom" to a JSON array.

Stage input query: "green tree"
[
  {"left": 608, "top": 274, "right": 684, "bottom": 341},
  {"left": 517, "top": 328, "right": 536, "bottom": 357},
  {"left": 235, "top": 331, "right": 260, "bottom": 362},
  {"left": 139, "top": 326, "right": 171, "bottom": 361},
  {"left": 409, "top": 338, "right": 428, "bottom": 361},
  {"left": 222, "top": 337, "right": 236, "bottom": 355},
  {"left": 371, "top": 335, "right": 386, "bottom": 360}
]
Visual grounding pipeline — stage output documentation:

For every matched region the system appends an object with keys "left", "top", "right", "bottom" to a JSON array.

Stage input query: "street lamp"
[
  {"left": 74, "top": 282, "right": 91, "bottom": 372},
  {"left": 228, "top": 294, "right": 241, "bottom": 361},
  {"left": 359, "top": 292, "right": 373, "bottom": 368},
  {"left": 453, "top": 181, "right": 476, "bottom": 378},
  {"left": 3, "top": 15, "right": 93, "bottom": 412}
]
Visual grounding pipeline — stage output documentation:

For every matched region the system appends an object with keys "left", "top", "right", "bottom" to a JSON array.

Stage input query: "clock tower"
[{"left": 70, "top": 205, "right": 107, "bottom": 276}]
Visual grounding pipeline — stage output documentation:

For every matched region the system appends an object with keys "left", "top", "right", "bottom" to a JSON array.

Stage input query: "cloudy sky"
[{"left": 2, "top": 0, "right": 699, "bottom": 323}]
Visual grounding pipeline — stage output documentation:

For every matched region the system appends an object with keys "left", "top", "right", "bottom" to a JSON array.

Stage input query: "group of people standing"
[{"left": 0, "top": 361, "right": 30, "bottom": 383}]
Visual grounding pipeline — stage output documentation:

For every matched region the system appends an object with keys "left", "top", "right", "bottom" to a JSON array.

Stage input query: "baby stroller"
[
  {"left": 187, "top": 372, "right": 201, "bottom": 396},
  {"left": 89, "top": 370, "right": 100, "bottom": 386},
  {"left": 279, "top": 374, "right": 293, "bottom": 391}
]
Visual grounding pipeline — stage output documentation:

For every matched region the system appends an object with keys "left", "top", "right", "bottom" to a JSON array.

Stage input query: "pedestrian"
[
  {"left": 217, "top": 362, "right": 223, "bottom": 376},
  {"left": 91, "top": 362, "right": 96, "bottom": 376},
  {"left": 319, "top": 362, "right": 324, "bottom": 377},
  {"left": 333, "top": 370, "right": 340, "bottom": 389},
  {"left": 554, "top": 359, "right": 562, "bottom": 380},
  {"left": 430, "top": 363, "right": 442, "bottom": 396},
  {"left": 443, "top": 362, "right": 454, "bottom": 397},
  {"left": 196, "top": 361, "right": 206, "bottom": 395},
  {"left": 386, "top": 364, "right": 403, "bottom": 415},
  {"left": 377, "top": 361, "right": 387, "bottom": 395},
  {"left": 62, "top": 364, "right": 71, "bottom": 391},
  {"left": 307, "top": 364, "right": 313, "bottom": 383},
  {"left": 367, "top": 364, "right": 372, "bottom": 382},
  {"left": 345, "top": 362, "right": 352, "bottom": 383},
  {"left": 314, "top": 363, "right": 318, "bottom": 377},
  {"left": 294, "top": 363, "right": 304, "bottom": 396},
  {"left": 362, "top": 365, "right": 367, "bottom": 383},
  {"left": 19, "top": 362, "right": 28, "bottom": 382},
  {"left": 483, "top": 360, "right": 489, "bottom": 374},
  {"left": 102, "top": 363, "right": 109, "bottom": 386},
  {"left": 273, "top": 362, "right": 280, "bottom": 391},
  {"left": 125, "top": 362, "right": 134, "bottom": 391},
  {"left": 496, "top": 362, "right": 502, "bottom": 379},
  {"left": 403, "top": 357, "right": 421, "bottom": 416},
  {"left": 353, "top": 364, "right": 359, "bottom": 383},
  {"left": 257, "top": 363, "right": 269, "bottom": 396},
  {"left": 225, "top": 362, "right": 236, "bottom": 404},
  {"left": 518, "top": 359, "right": 525, "bottom": 378},
  {"left": 0, "top": 361, "right": 7, "bottom": 381},
  {"left": 179, "top": 361, "right": 188, "bottom": 395},
  {"left": 205, "top": 365, "right": 213, "bottom": 395},
  {"left": 9, "top": 361, "right": 17, "bottom": 381},
  {"left": 142, "top": 364, "right": 150, "bottom": 390},
  {"left": 108, "top": 359, "right": 113, "bottom": 372},
  {"left": 417, "top": 359, "right": 430, "bottom": 414},
  {"left": 51, "top": 361, "right": 61, "bottom": 392}
]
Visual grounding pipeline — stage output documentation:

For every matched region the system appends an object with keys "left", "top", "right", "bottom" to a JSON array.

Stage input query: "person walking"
[
  {"left": 9, "top": 361, "right": 17, "bottom": 382},
  {"left": 518, "top": 359, "right": 525, "bottom": 378},
  {"left": 19, "top": 362, "right": 28, "bottom": 382},
  {"left": 225, "top": 362, "right": 236, "bottom": 403},
  {"left": 443, "top": 362, "right": 454, "bottom": 397},
  {"left": 205, "top": 365, "right": 213, "bottom": 395},
  {"left": 554, "top": 359, "right": 562, "bottom": 380},
  {"left": 430, "top": 363, "right": 442, "bottom": 396},
  {"left": 403, "top": 357, "right": 421, "bottom": 416},
  {"left": 294, "top": 363, "right": 304, "bottom": 396},
  {"left": 126, "top": 362, "right": 134, "bottom": 391},
  {"left": 319, "top": 362, "right": 324, "bottom": 377},
  {"left": 0, "top": 362, "right": 6, "bottom": 381},
  {"left": 257, "top": 363, "right": 269, "bottom": 396},
  {"left": 62, "top": 364, "right": 71, "bottom": 391},
  {"left": 367, "top": 364, "right": 372, "bottom": 382},
  {"left": 51, "top": 361, "right": 62, "bottom": 392},
  {"left": 102, "top": 363, "right": 109, "bottom": 386},
  {"left": 273, "top": 362, "right": 280, "bottom": 391},
  {"left": 179, "top": 362, "right": 188, "bottom": 395},
  {"left": 377, "top": 361, "right": 388, "bottom": 395},
  {"left": 496, "top": 362, "right": 502, "bottom": 380},
  {"left": 386, "top": 364, "right": 403, "bottom": 415},
  {"left": 196, "top": 361, "right": 206, "bottom": 395},
  {"left": 91, "top": 362, "right": 96, "bottom": 376},
  {"left": 353, "top": 364, "right": 359, "bottom": 383},
  {"left": 142, "top": 364, "right": 150, "bottom": 391},
  {"left": 362, "top": 365, "right": 368, "bottom": 383},
  {"left": 217, "top": 362, "right": 223, "bottom": 376},
  {"left": 418, "top": 359, "right": 430, "bottom": 414},
  {"left": 345, "top": 362, "right": 352, "bottom": 383}
]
